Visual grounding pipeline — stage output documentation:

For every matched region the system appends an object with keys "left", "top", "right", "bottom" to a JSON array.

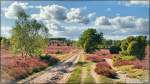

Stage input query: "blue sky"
[{"left": 1, "top": 1, "right": 149, "bottom": 40}]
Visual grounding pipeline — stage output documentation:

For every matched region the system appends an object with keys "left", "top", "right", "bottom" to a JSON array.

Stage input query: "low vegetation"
[
  {"left": 95, "top": 62, "right": 117, "bottom": 78},
  {"left": 117, "top": 65, "right": 149, "bottom": 80},
  {"left": 67, "top": 66, "right": 82, "bottom": 83}
]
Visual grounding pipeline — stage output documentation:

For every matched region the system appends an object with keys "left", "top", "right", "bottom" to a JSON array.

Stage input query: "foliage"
[
  {"left": 87, "top": 55, "right": 105, "bottom": 62},
  {"left": 120, "top": 36, "right": 147, "bottom": 59},
  {"left": 78, "top": 28, "right": 103, "bottom": 53},
  {"left": 1, "top": 37, "right": 10, "bottom": 48},
  {"left": 95, "top": 62, "right": 117, "bottom": 78},
  {"left": 98, "top": 40, "right": 121, "bottom": 49},
  {"left": 39, "top": 55, "right": 60, "bottom": 65},
  {"left": 113, "top": 57, "right": 147, "bottom": 69},
  {"left": 10, "top": 11, "right": 49, "bottom": 57},
  {"left": 113, "top": 60, "right": 134, "bottom": 66},
  {"left": 112, "top": 55, "right": 136, "bottom": 62},
  {"left": 109, "top": 46, "right": 121, "bottom": 54},
  {"left": 95, "top": 49, "right": 111, "bottom": 56},
  {"left": 127, "top": 41, "right": 140, "bottom": 57},
  {"left": 121, "top": 40, "right": 128, "bottom": 52},
  {"left": 117, "top": 65, "right": 148, "bottom": 80},
  {"left": 67, "top": 66, "right": 81, "bottom": 83},
  {"left": 2, "top": 56, "right": 48, "bottom": 82},
  {"left": 99, "top": 75, "right": 114, "bottom": 83},
  {"left": 55, "top": 50, "right": 63, "bottom": 54},
  {"left": 46, "top": 45, "right": 72, "bottom": 54}
]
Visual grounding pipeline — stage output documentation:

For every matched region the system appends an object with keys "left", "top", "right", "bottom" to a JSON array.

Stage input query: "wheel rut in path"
[{"left": 17, "top": 51, "right": 83, "bottom": 84}]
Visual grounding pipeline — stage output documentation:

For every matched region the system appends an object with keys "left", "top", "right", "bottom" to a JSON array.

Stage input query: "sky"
[{"left": 1, "top": 0, "right": 149, "bottom": 40}]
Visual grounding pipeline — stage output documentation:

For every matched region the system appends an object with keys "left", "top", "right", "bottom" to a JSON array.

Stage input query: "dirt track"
[{"left": 17, "top": 50, "right": 83, "bottom": 84}]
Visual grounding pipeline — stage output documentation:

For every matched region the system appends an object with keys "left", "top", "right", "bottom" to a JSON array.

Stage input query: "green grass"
[
  {"left": 112, "top": 55, "right": 136, "bottom": 62},
  {"left": 84, "top": 72, "right": 95, "bottom": 84},
  {"left": 67, "top": 66, "right": 82, "bottom": 84},
  {"left": 117, "top": 65, "right": 148, "bottom": 80},
  {"left": 83, "top": 62, "right": 95, "bottom": 84},
  {"left": 99, "top": 75, "right": 114, "bottom": 83}
]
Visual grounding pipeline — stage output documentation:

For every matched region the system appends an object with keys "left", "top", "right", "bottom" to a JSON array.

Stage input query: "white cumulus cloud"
[
  {"left": 119, "top": 0, "right": 149, "bottom": 6},
  {"left": 66, "top": 7, "right": 90, "bottom": 24},
  {"left": 1, "top": 26, "right": 12, "bottom": 38},
  {"left": 95, "top": 16, "right": 111, "bottom": 26},
  {"left": 4, "top": 1, "right": 28, "bottom": 19}
]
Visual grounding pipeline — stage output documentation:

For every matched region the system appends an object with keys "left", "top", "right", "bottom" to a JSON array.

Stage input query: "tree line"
[{"left": 78, "top": 28, "right": 148, "bottom": 59}]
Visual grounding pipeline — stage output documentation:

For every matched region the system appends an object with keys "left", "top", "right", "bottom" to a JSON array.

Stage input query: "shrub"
[
  {"left": 87, "top": 55, "right": 105, "bottom": 62},
  {"left": 55, "top": 50, "right": 63, "bottom": 54},
  {"left": 112, "top": 55, "right": 136, "bottom": 63},
  {"left": 113, "top": 60, "right": 133, "bottom": 66},
  {"left": 39, "top": 55, "right": 59, "bottom": 65},
  {"left": 120, "top": 51, "right": 129, "bottom": 56},
  {"left": 109, "top": 46, "right": 121, "bottom": 54},
  {"left": 127, "top": 41, "right": 139, "bottom": 56},
  {"left": 121, "top": 55, "right": 136, "bottom": 61},
  {"left": 121, "top": 36, "right": 146, "bottom": 60},
  {"left": 95, "top": 62, "right": 117, "bottom": 78},
  {"left": 117, "top": 65, "right": 148, "bottom": 80}
]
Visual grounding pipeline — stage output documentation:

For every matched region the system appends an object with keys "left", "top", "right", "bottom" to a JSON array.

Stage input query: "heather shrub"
[
  {"left": 95, "top": 62, "right": 117, "bottom": 78},
  {"left": 87, "top": 55, "right": 105, "bottom": 62},
  {"left": 113, "top": 60, "right": 134, "bottom": 66},
  {"left": 117, "top": 65, "right": 148, "bottom": 80}
]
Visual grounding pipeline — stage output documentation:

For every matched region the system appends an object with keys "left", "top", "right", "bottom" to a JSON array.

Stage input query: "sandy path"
[
  {"left": 17, "top": 50, "right": 83, "bottom": 84},
  {"left": 105, "top": 58, "right": 143, "bottom": 83},
  {"left": 91, "top": 63, "right": 100, "bottom": 83}
]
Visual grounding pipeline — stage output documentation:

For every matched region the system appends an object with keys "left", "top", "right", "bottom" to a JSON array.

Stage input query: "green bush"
[
  {"left": 56, "top": 50, "right": 63, "bottom": 54},
  {"left": 39, "top": 55, "right": 59, "bottom": 65},
  {"left": 120, "top": 36, "right": 146, "bottom": 59},
  {"left": 120, "top": 55, "right": 136, "bottom": 61},
  {"left": 127, "top": 41, "right": 139, "bottom": 56},
  {"left": 120, "top": 51, "right": 129, "bottom": 56},
  {"left": 112, "top": 55, "right": 136, "bottom": 62},
  {"left": 109, "top": 46, "right": 121, "bottom": 54}
]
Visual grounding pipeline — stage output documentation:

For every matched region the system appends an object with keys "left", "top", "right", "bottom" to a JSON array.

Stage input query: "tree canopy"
[
  {"left": 78, "top": 28, "right": 103, "bottom": 53},
  {"left": 120, "top": 36, "right": 147, "bottom": 59},
  {"left": 10, "top": 11, "right": 49, "bottom": 57}
]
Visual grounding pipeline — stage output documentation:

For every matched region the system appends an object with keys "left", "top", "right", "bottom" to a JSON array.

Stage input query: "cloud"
[
  {"left": 88, "top": 12, "right": 96, "bottom": 18},
  {"left": 95, "top": 16, "right": 111, "bottom": 26},
  {"left": 1, "top": 26, "right": 12, "bottom": 38},
  {"left": 110, "top": 16, "right": 136, "bottom": 28},
  {"left": 4, "top": 1, "right": 28, "bottom": 19},
  {"left": 40, "top": 5, "right": 67, "bottom": 21},
  {"left": 31, "top": 5, "right": 91, "bottom": 24},
  {"left": 94, "top": 16, "right": 149, "bottom": 40},
  {"left": 46, "top": 21, "right": 65, "bottom": 31},
  {"left": 66, "top": 7, "right": 90, "bottom": 24},
  {"left": 119, "top": 1, "right": 149, "bottom": 6}
]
